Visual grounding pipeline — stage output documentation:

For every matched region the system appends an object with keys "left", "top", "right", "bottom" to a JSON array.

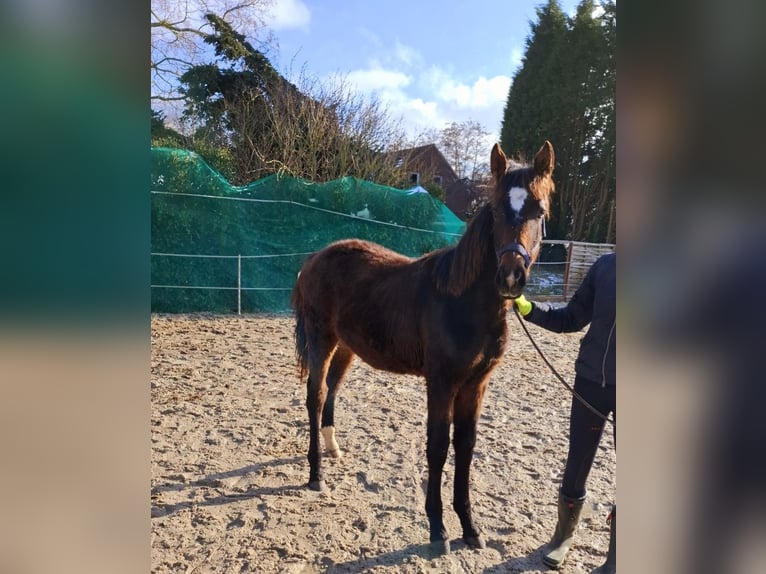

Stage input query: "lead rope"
[{"left": 513, "top": 306, "right": 614, "bottom": 426}]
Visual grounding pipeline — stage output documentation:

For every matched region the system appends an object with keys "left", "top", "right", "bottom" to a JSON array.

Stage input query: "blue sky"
[{"left": 263, "top": 0, "right": 580, "bottom": 142}]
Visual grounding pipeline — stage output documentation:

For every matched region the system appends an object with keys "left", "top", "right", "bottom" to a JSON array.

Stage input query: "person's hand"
[{"left": 514, "top": 294, "right": 533, "bottom": 316}]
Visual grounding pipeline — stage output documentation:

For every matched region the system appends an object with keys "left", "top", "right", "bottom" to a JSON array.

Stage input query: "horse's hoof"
[
  {"left": 308, "top": 480, "right": 326, "bottom": 492},
  {"left": 326, "top": 448, "right": 343, "bottom": 459},
  {"left": 464, "top": 534, "right": 486, "bottom": 549},
  {"left": 427, "top": 539, "right": 450, "bottom": 557}
]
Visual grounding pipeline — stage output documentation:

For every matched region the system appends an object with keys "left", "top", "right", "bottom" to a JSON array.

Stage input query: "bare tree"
[
  {"left": 221, "top": 71, "right": 411, "bottom": 184},
  {"left": 151, "top": 0, "right": 274, "bottom": 108},
  {"left": 410, "top": 120, "right": 491, "bottom": 181},
  {"left": 408, "top": 128, "right": 441, "bottom": 148}
]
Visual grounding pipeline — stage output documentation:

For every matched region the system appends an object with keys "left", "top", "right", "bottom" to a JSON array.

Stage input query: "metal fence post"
[{"left": 237, "top": 254, "right": 242, "bottom": 315}]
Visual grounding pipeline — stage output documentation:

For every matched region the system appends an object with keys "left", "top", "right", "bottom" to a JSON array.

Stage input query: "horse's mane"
[{"left": 430, "top": 204, "right": 494, "bottom": 296}]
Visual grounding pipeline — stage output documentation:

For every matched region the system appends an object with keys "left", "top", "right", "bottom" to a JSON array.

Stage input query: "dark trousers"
[{"left": 561, "top": 375, "right": 616, "bottom": 499}]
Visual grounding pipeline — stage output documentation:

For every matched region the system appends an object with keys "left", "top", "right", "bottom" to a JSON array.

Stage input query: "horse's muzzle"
[
  {"left": 495, "top": 242, "right": 530, "bottom": 299},
  {"left": 495, "top": 267, "right": 526, "bottom": 299}
]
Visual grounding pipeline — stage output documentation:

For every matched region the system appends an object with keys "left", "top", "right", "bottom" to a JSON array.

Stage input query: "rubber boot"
[
  {"left": 591, "top": 505, "right": 616, "bottom": 573},
  {"left": 542, "top": 490, "right": 586, "bottom": 569}
]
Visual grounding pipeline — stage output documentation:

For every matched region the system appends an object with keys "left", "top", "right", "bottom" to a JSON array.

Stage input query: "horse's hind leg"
[
  {"left": 321, "top": 345, "right": 354, "bottom": 459},
  {"left": 452, "top": 378, "right": 489, "bottom": 549},
  {"left": 304, "top": 327, "right": 338, "bottom": 491}
]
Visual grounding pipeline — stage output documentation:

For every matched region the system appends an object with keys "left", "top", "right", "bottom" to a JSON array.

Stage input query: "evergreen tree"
[
  {"left": 590, "top": 0, "right": 615, "bottom": 243},
  {"left": 151, "top": 109, "right": 186, "bottom": 148},
  {"left": 500, "top": 0, "right": 615, "bottom": 242},
  {"left": 500, "top": 0, "right": 568, "bottom": 159},
  {"left": 570, "top": 0, "right": 615, "bottom": 243},
  {"left": 178, "top": 14, "right": 302, "bottom": 181}
]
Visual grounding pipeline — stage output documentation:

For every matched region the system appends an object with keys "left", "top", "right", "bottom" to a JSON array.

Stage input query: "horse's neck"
[
  {"left": 457, "top": 205, "right": 496, "bottom": 270},
  {"left": 439, "top": 206, "right": 498, "bottom": 296}
]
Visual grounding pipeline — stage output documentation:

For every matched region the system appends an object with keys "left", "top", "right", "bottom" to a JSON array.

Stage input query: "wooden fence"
[{"left": 541, "top": 240, "right": 615, "bottom": 301}]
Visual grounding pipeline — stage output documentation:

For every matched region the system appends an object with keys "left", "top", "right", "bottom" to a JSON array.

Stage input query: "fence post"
[
  {"left": 237, "top": 254, "right": 242, "bottom": 315},
  {"left": 563, "top": 242, "right": 573, "bottom": 299}
]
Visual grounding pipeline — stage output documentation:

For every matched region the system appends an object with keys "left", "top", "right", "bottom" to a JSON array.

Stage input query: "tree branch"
[
  {"left": 151, "top": 21, "right": 207, "bottom": 37},
  {"left": 151, "top": 94, "right": 188, "bottom": 102}
]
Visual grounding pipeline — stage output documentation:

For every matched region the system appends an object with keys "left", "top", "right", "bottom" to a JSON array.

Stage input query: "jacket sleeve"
[{"left": 524, "top": 259, "right": 598, "bottom": 333}]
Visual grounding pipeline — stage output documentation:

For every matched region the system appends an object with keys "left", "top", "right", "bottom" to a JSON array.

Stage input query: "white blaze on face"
[{"left": 509, "top": 187, "right": 528, "bottom": 214}]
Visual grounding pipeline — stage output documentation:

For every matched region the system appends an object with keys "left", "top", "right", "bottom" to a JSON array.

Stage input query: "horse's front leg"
[
  {"left": 452, "top": 379, "right": 489, "bottom": 549},
  {"left": 425, "top": 387, "right": 453, "bottom": 555}
]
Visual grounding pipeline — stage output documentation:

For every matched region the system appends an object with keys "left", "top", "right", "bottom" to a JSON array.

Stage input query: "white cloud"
[
  {"left": 421, "top": 66, "right": 452, "bottom": 92},
  {"left": 402, "top": 98, "right": 440, "bottom": 122},
  {"left": 342, "top": 62, "right": 511, "bottom": 141},
  {"left": 266, "top": 0, "right": 311, "bottom": 31},
  {"left": 436, "top": 74, "right": 511, "bottom": 109},
  {"left": 345, "top": 67, "right": 411, "bottom": 94},
  {"left": 394, "top": 41, "right": 420, "bottom": 66},
  {"left": 342, "top": 65, "right": 444, "bottom": 136},
  {"left": 394, "top": 101, "right": 449, "bottom": 139}
]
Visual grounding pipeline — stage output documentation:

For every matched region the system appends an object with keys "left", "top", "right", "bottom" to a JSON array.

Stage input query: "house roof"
[
  {"left": 388, "top": 144, "right": 459, "bottom": 188},
  {"left": 386, "top": 143, "right": 494, "bottom": 221}
]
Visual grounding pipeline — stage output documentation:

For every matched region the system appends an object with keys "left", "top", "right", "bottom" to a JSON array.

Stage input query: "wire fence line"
[
  {"left": 151, "top": 190, "right": 465, "bottom": 238},
  {"left": 151, "top": 252, "right": 316, "bottom": 260},
  {"left": 151, "top": 285, "right": 294, "bottom": 291},
  {"left": 151, "top": 245, "right": 571, "bottom": 314},
  {"left": 150, "top": 250, "right": 567, "bottom": 264}
]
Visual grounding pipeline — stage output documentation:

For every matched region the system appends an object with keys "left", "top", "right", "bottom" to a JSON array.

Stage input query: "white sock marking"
[{"left": 321, "top": 426, "right": 343, "bottom": 458}]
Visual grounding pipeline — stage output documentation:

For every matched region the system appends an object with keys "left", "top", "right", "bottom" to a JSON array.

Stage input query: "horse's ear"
[
  {"left": 533, "top": 140, "right": 555, "bottom": 177},
  {"left": 490, "top": 143, "right": 508, "bottom": 184}
]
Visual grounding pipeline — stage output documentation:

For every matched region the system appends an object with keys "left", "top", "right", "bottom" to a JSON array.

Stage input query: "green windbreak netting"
[{"left": 151, "top": 147, "right": 466, "bottom": 313}]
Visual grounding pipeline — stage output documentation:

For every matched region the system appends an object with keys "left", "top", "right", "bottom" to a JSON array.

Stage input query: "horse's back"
[
  {"left": 297, "top": 239, "right": 412, "bottom": 291},
  {"left": 311, "top": 238, "right": 412, "bottom": 266}
]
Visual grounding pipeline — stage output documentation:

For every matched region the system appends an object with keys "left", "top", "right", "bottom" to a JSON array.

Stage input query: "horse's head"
[{"left": 489, "top": 140, "right": 555, "bottom": 298}]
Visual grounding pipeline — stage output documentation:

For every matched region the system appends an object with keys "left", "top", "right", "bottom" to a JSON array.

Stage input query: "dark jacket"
[{"left": 525, "top": 252, "right": 616, "bottom": 387}]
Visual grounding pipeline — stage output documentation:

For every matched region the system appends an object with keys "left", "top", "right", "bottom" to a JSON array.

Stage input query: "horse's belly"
[
  {"left": 338, "top": 330, "right": 423, "bottom": 376},
  {"left": 358, "top": 350, "right": 420, "bottom": 375}
]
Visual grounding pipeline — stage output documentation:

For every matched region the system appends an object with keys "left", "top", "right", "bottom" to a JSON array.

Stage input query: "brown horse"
[{"left": 291, "top": 141, "right": 555, "bottom": 555}]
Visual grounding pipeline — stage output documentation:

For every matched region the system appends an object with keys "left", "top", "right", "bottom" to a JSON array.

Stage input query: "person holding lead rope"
[{"left": 514, "top": 251, "right": 616, "bottom": 572}]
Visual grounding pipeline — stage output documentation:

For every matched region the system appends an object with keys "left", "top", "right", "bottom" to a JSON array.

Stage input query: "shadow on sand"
[
  {"left": 151, "top": 456, "right": 305, "bottom": 518},
  {"left": 326, "top": 538, "right": 549, "bottom": 573},
  {"left": 481, "top": 541, "right": 550, "bottom": 573}
]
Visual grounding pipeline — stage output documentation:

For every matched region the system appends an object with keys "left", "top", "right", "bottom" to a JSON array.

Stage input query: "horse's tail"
[{"left": 291, "top": 271, "right": 309, "bottom": 381}]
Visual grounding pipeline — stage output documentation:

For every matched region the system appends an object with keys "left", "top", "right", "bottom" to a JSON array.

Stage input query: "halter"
[
  {"left": 495, "top": 216, "right": 546, "bottom": 269},
  {"left": 496, "top": 242, "right": 531, "bottom": 268}
]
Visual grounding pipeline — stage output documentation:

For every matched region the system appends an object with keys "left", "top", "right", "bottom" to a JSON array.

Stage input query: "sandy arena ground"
[{"left": 151, "top": 313, "right": 615, "bottom": 573}]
